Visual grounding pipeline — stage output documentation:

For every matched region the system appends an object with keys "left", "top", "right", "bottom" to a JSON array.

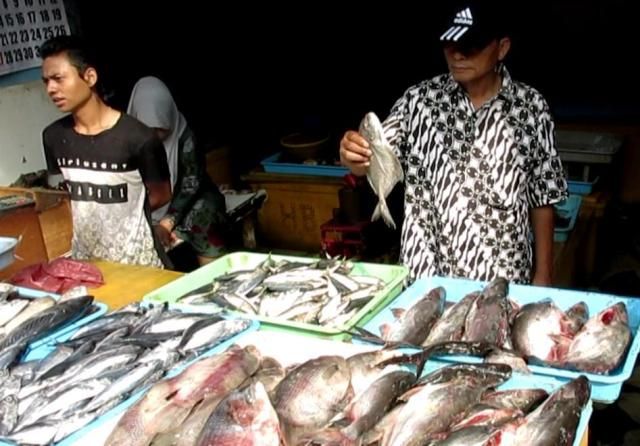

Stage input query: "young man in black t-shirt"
[{"left": 41, "top": 36, "right": 172, "bottom": 268}]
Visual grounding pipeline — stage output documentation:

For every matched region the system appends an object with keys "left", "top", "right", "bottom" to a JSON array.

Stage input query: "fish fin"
[
  {"left": 390, "top": 308, "right": 405, "bottom": 319},
  {"left": 379, "top": 323, "right": 391, "bottom": 339},
  {"left": 372, "top": 198, "right": 396, "bottom": 230}
]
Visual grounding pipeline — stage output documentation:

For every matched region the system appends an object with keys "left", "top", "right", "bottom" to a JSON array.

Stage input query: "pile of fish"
[
  {"left": 0, "top": 286, "right": 98, "bottom": 370},
  {"left": 176, "top": 256, "right": 386, "bottom": 328},
  {"left": 370, "top": 278, "right": 632, "bottom": 374},
  {"left": 0, "top": 303, "right": 252, "bottom": 445},
  {"left": 105, "top": 344, "right": 590, "bottom": 446}
]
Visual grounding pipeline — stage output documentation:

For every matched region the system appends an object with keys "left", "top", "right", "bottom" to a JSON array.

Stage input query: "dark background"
[{"left": 70, "top": 0, "right": 638, "bottom": 175}]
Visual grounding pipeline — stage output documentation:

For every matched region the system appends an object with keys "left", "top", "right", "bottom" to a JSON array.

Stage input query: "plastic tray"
[
  {"left": 233, "top": 330, "right": 591, "bottom": 446},
  {"left": 554, "top": 195, "right": 583, "bottom": 242},
  {"left": 0, "top": 237, "right": 18, "bottom": 270},
  {"left": 568, "top": 179, "right": 597, "bottom": 196},
  {"left": 3, "top": 286, "right": 108, "bottom": 361},
  {"left": 360, "top": 276, "right": 640, "bottom": 403},
  {"left": 0, "top": 308, "right": 259, "bottom": 446},
  {"left": 261, "top": 152, "right": 350, "bottom": 177},
  {"left": 556, "top": 129, "right": 623, "bottom": 164},
  {"left": 142, "top": 251, "right": 409, "bottom": 340}
]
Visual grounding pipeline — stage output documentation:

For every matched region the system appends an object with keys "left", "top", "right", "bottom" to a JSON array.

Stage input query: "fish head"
[
  {"left": 599, "top": 302, "right": 629, "bottom": 326},
  {"left": 359, "top": 112, "right": 384, "bottom": 141},
  {"left": 483, "top": 277, "right": 509, "bottom": 298}
]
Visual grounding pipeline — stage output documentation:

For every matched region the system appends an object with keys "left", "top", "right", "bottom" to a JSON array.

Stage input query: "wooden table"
[{"left": 88, "top": 260, "right": 183, "bottom": 309}]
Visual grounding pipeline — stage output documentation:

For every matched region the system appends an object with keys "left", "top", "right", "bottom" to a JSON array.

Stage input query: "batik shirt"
[{"left": 383, "top": 67, "right": 567, "bottom": 283}]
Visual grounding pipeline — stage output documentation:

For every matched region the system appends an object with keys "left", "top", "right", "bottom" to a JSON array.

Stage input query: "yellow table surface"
[
  {"left": 88, "top": 260, "right": 183, "bottom": 309},
  {"left": 84, "top": 260, "right": 590, "bottom": 445}
]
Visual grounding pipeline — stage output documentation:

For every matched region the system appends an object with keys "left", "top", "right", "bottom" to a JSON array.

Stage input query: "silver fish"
[{"left": 359, "top": 111, "right": 404, "bottom": 229}]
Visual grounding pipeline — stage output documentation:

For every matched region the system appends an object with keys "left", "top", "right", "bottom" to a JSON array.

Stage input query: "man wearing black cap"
[{"left": 340, "top": 0, "right": 567, "bottom": 285}]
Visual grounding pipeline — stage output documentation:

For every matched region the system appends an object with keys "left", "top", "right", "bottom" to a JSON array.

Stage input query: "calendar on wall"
[{"left": 0, "top": 0, "right": 70, "bottom": 76}]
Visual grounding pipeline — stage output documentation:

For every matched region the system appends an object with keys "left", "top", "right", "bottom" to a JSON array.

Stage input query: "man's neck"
[
  {"left": 462, "top": 71, "right": 502, "bottom": 111},
  {"left": 73, "top": 96, "right": 119, "bottom": 135}
]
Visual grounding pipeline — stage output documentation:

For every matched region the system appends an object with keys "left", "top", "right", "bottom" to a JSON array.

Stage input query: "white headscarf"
[{"left": 127, "top": 76, "right": 187, "bottom": 222}]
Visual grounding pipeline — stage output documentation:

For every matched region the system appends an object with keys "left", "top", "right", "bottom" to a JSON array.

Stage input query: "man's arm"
[
  {"left": 137, "top": 136, "right": 172, "bottom": 212},
  {"left": 146, "top": 181, "right": 171, "bottom": 211},
  {"left": 531, "top": 205, "right": 555, "bottom": 286}
]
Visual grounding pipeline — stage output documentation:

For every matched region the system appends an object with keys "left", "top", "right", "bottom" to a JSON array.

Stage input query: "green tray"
[{"left": 142, "top": 251, "right": 408, "bottom": 340}]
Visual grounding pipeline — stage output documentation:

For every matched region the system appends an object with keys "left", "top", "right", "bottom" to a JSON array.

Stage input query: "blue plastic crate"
[
  {"left": 261, "top": 152, "right": 349, "bottom": 177},
  {"left": 7, "top": 286, "right": 108, "bottom": 361},
  {"left": 359, "top": 276, "right": 640, "bottom": 403},
  {"left": 554, "top": 195, "right": 583, "bottom": 242},
  {"left": 32, "top": 308, "right": 259, "bottom": 446},
  {"left": 568, "top": 179, "right": 597, "bottom": 196}
]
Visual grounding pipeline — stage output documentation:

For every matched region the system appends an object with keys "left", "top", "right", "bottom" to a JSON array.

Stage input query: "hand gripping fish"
[{"left": 359, "top": 111, "right": 404, "bottom": 229}]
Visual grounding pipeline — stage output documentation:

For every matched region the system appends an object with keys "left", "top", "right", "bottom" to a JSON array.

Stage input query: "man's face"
[
  {"left": 42, "top": 53, "right": 94, "bottom": 113},
  {"left": 443, "top": 38, "right": 511, "bottom": 84}
]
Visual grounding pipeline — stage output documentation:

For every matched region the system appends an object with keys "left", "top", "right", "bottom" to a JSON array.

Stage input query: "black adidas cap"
[{"left": 440, "top": 0, "right": 511, "bottom": 50}]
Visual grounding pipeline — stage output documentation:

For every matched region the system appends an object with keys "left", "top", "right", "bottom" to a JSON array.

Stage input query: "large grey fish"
[
  {"left": 380, "top": 286, "right": 445, "bottom": 345},
  {"left": 487, "top": 376, "right": 590, "bottom": 446},
  {"left": 511, "top": 300, "right": 575, "bottom": 362},
  {"left": 106, "top": 345, "right": 261, "bottom": 446},
  {"left": 359, "top": 111, "right": 404, "bottom": 229},
  {"left": 273, "top": 355, "right": 353, "bottom": 445},
  {"left": 423, "top": 291, "right": 479, "bottom": 346},
  {"left": 563, "top": 302, "right": 631, "bottom": 373},
  {"left": 304, "top": 370, "right": 416, "bottom": 445},
  {"left": 195, "top": 381, "right": 283, "bottom": 446},
  {"left": 382, "top": 363, "right": 512, "bottom": 446},
  {"left": 463, "top": 278, "right": 510, "bottom": 347}
]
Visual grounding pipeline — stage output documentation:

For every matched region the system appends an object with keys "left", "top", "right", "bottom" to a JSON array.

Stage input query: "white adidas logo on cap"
[{"left": 440, "top": 7, "right": 474, "bottom": 42}]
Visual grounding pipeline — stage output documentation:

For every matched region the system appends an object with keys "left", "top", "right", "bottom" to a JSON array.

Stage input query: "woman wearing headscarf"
[{"left": 127, "top": 76, "right": 228, "bottom": 262}]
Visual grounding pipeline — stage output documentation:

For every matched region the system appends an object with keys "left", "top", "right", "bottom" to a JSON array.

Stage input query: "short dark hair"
[{"left": 40, "top": 35, "right": 98, "bottom": 75}]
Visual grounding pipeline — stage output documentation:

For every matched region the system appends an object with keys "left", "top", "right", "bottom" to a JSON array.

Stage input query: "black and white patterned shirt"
[{"left": 383, "top": 66, "right": 567, "bottom": 284}]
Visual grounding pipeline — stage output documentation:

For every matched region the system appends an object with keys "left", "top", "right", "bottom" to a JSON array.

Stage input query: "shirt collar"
[{"left": 444, "top": 64, "right": 516, "bottom": 101}]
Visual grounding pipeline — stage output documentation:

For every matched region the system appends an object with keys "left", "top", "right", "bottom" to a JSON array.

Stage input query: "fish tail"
[{"left": 372, "top": 199, "right": 396, "bottom": 229}]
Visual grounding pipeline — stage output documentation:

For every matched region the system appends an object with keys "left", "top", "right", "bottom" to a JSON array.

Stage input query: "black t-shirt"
[{"left": 43, "top": 113, "right": 171, "bottom": 267}]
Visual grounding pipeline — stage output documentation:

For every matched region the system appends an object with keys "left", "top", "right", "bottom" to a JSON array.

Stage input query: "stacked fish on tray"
[
  {"left": 0, "top": 287, "right": 99, "bottom": 370},
  {"left": 105, "top": 343, "right": 590, "bottom": 446},
  {"left": 0, "top": 303, "right": 252, "bottom": 445},
  {"left": 371, "top": 278, "right": 632, "bottom": 374},
  {"left": 176, "top": 256, "right": 386, "bottom": 327}
]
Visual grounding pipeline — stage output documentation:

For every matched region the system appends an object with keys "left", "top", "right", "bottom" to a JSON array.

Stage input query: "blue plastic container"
[
  {"left": 261, "top": 152, "right": 349, "bottom": 177},
  {"left": 27, "top": 309, "right": 259, "bottom": 446},
  {"left": 360, "top": 276, "right": 640, "bottom": 403},
  {"left": 568, "top": 179, "right": 597, "bottom": 196},
  {"left": 554, "top": 195, "right": 583, "bottom": 242},
  {"left": 8, "top": 286, "right": 108, "bottom": 361}
]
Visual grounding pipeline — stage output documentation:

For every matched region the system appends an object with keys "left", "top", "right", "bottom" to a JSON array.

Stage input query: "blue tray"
[
  {"left": 359, "top": 276, "right": 640, "bottom": 403},
  {"left": 43, "top": 309, "right": 259, "bottom": 446},
  {"left": 554, "top": 195, "right": 583, "bottom": 242},
  {"left": 568, "top": 179, "right": 597, "bottom": 196},
  {"left": 9, "top": 286, "right": 108, "bottom": 361},
  {"left": 261, "top": 152, "right": 349, "bottom": 177}
]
